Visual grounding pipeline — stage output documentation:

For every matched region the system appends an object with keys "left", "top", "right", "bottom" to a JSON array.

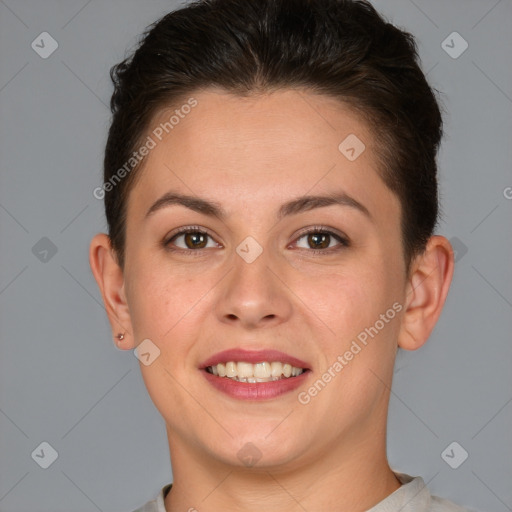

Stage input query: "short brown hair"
[{"left": 103, "top": 0, "right": 444, "bottom": 272}]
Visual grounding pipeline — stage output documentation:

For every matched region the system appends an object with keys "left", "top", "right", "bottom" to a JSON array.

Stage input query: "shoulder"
[
  {"left": 430, "top": 494, "right": 478, "bottom": 512},
  {"left": 130, "top": 483, "right": 172, "bottom": 512},
  {"left": 391, "top": 472, "right": 477, "bottom": 512}
]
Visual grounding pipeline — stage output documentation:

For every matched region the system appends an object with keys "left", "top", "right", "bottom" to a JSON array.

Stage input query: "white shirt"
[{"left": 131, "top": 472, "right": 475, "bottom": 511}]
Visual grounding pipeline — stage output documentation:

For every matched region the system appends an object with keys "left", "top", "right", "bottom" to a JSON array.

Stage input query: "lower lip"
[{"left": 201, "top": 369, "right": 309, "bottom": 400}]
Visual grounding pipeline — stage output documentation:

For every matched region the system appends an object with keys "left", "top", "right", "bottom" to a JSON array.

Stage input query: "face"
[{"left": 120, "top": 88, "right": 408, "bottom": 469}]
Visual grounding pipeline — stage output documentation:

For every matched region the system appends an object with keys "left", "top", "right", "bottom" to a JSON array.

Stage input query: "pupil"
[
  {"left": 186, "top": 232, "right": 206, "bottom": 249},
  {"left": 183, "top": 232, "right": 330, "bottom": 250},
  {"left": 309, "top": 233, "right": 329, "bottom": 249}
]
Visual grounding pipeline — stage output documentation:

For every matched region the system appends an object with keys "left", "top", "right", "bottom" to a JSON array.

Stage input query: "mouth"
[
  {"left": 199, "top": 349, "right": 311, "bottom": 400},
  {"left": 205, "top": 361, "right": 306, "bottom": 382}
]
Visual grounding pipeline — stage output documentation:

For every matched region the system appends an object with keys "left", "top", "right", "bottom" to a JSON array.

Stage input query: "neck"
[{"left": 163, "top": 421, "right": 401, "bottom": 512}]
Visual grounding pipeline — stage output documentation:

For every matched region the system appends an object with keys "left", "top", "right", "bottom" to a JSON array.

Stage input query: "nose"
[{"left": 215, "top": 244, "right": 293, "bottom": 330}]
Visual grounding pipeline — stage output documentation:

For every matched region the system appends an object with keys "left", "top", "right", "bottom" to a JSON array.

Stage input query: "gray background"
[{"left": 0, "top": 0, "right": 511, "bottom": 511}]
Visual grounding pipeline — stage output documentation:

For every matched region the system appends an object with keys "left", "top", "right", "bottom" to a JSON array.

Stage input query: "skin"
[{"left": 90, "top": 88, "right": 454, "bottom": 512}]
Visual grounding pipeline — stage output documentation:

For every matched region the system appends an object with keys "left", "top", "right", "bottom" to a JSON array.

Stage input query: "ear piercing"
[{"left": 116, "top": 333, "right": 125, "bottom": 341}]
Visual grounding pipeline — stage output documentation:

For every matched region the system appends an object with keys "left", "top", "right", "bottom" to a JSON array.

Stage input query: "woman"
[{"left": 89, "top": 0, "right": 472, "bottom": 510}]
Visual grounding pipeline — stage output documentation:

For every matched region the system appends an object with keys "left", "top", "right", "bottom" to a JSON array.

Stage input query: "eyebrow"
[{"left": 145, "top": 191, "right": 372, "bottom": 222}]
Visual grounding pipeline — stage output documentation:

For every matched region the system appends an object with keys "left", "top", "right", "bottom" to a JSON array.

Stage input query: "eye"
[
  {"left": 163, "top": 225, "right": 349, "bottom": 255},
  {"left": 164, "top": 226, "right": 220, "bottom": 252},
  {"left": 293, "top": 227, "right": 349, "bottom": 253}
]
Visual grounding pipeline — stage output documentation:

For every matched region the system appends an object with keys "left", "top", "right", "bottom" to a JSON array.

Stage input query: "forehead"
[
  {"left": 127, "top": 88, "right": 399, "bottom": 225},
  {"left": 154, "top": 88, "right": 369, "bottom": 169}
]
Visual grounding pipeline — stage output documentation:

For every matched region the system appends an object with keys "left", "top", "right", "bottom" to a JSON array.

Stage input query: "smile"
[
  {"left": 200, "top": 348, "right": 311, "bottom": 400},
  {"left": 206, "top": 361, "right": 305, "bottom": 382}
]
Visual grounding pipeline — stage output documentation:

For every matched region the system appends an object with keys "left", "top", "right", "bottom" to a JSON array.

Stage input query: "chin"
[{"left": 205, "top": 427, "right": 306, "bottom": 469}]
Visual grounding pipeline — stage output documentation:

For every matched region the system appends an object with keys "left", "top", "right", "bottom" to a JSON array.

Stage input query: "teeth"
[
  {"left": 271, "top": 361, "right": 283, "bottom": 377},
  {"left": 207, "top": 361, "right": 305, "bottom": 381},
  {"left": 226, "top": 361, "right": 237, "bottom": 378},
  {"left": 237, "top": 362, "right": 253, "bottom": 378},
  {"left": 254, "top": 362, "right": 271, "bottom": 378}
]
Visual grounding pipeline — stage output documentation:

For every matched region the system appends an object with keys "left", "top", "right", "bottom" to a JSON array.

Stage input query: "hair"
[{"left": 103, "top": 0, "right": 444, "bottom": 273}]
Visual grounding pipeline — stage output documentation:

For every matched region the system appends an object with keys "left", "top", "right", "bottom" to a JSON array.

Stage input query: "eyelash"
[{"left": 163, "top": 225, "right": 350, "bottom": 256}]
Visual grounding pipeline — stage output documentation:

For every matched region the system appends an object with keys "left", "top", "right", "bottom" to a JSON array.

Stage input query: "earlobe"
[
  {"left": 397, "top": 235, "right": 455, "bottom": 351},
  {"left": 89, "top": 233, "right": 136, "bottom": 350}
]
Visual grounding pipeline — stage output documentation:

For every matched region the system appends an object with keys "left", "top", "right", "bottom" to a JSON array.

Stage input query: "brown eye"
[
  {"left": 182, "top": 231, "right": 208, "bottom": 249},
  {"left": 307, "top": 232, "right": 331, "bottom": 249},
  {"left": 294, "top": 228, "right": 349, "bottom": 253},
  {"left": 165, "top": 228, "right": 218, "bottom": 251}
]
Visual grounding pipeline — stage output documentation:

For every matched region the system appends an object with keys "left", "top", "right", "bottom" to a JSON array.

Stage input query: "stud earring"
[{"left": 115, "top": 333, "right": 125, "bottom": 341}]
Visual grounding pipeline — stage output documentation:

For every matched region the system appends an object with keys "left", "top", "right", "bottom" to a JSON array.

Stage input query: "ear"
[
  {"left": 397, "top": 235, "right": 455, "bottom": 351},
  {"left": 89, "top": 233, "right": 136, "bottom": 350}
]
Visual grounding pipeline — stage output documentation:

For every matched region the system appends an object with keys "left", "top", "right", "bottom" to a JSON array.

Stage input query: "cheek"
[
  {"left": 294, "top": 262, "right": 392, "bottom": 345},
  {"left": 125, "top": 260, "right": 216, "bottom": 345},
  {"left": 299, "top": 268, "right": 400, "bottom": 420}
]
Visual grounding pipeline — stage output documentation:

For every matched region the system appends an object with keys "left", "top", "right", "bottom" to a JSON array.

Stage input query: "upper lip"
[{"left": 200, "top": 349, "right": 310, "bottom": 370}]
